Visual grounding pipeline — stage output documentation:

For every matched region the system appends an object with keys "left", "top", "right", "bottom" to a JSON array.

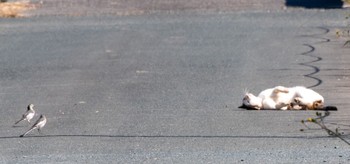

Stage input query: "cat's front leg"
[{"left": 287, "top": 102, "right": 304, "bottom": 110}]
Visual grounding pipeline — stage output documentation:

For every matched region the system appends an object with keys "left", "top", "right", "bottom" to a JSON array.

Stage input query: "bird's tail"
[
  {"left": 20, "top": 126, "right": 37, "bottom": 137},
  {"left": 14, "top": 118, "right": 24, "bottom": 125}
]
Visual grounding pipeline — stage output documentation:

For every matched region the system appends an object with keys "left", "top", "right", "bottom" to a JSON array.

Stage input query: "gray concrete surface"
[
  {"left": 31, "top": 0, "right": 286, "bottom": 16},
  {"left": 1, "top": 7, "right": 350, "bottom": 163}
]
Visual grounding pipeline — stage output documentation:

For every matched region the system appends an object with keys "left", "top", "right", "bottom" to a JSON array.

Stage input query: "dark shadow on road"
[
  {"left": 286, "top": 0, "right": 343, "bottom": 9},
  {"left": 298, "top": 27, "right": 331, "bottom": 88},
  {"left": 238, "top": 105, "right": 338, "bottom": 111}
]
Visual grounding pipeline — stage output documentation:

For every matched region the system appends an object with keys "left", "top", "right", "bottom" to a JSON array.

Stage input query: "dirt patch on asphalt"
[
  {"left": 2, "top": 0, "right": 347, "bottom": 17},
  {"left": 0, "top": 1, "right": 35, "bottom": 17},
  {"left": 32, "top": 0, "right": 286, "bottom": 16}
]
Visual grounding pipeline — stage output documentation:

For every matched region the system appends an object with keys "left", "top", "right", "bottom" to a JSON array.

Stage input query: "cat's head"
[
  {"left": 311, "top": 100, "right": 324, "bottom": 110},
  {"left": 241, "top": 93, "right": 262, "bottom": 110}
]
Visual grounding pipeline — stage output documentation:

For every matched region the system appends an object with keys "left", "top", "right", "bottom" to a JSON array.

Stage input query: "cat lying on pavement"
[{"left": 241, "top": 86, "right": 324, "bottom": 110}]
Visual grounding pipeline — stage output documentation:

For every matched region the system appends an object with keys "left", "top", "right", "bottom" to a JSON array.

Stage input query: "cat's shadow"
[
  {"left": 238, "top": 104, "right": 338, "bottom": 111},
  {"left": 238, "top": 104, "right": 261, "bottom": 110}
]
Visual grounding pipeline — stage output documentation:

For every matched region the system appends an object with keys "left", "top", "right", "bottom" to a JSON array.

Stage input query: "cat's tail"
[
  {"left": 310, "top": 106, "right": 337, "bottom": 111},
  {"left": 322, "top": 106, "right": 338, "bottom": 111}
]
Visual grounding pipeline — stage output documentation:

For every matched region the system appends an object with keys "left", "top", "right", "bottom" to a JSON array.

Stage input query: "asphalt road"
[{"left": 1, "top": 9, "right": 350, "bottom": 163}]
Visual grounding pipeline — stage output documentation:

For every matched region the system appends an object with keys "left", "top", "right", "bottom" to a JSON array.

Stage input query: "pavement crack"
[{"left": 0, "top": 134, "right": 333, "bottom": 139}]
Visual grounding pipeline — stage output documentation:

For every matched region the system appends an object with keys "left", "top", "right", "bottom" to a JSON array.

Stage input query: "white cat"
[
  {"left": 292, "top": 86, "right": 324, "bottom": 110},
  {"left": 241, "top": 86, "right": 324, "bottom": 110}
]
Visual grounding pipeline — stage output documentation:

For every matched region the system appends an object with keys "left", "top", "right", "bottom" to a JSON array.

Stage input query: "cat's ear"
[
  {"left": 294, "top": 97, "right": 301, "bottom": 104},
  {"left": 243, "top": 95, "right": 248, "bottom": 100}
]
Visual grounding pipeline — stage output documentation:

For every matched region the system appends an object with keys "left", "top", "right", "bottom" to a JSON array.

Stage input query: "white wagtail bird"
[
  {"left": 14, "top": 104, "right": 35, "bottom": 126},
  {"left": 20, "top": 114, "right": 47, "bottom": 137}
]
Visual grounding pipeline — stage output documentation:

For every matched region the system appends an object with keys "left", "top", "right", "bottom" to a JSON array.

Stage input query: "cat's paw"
[{"left": 274, "top": 86, "right": 289, "bottom": 93}]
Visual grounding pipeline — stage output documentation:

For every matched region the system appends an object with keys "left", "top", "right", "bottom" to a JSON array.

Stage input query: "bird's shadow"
[{"left": 12, "top": 125, "right": 30, "bottom": 128}]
